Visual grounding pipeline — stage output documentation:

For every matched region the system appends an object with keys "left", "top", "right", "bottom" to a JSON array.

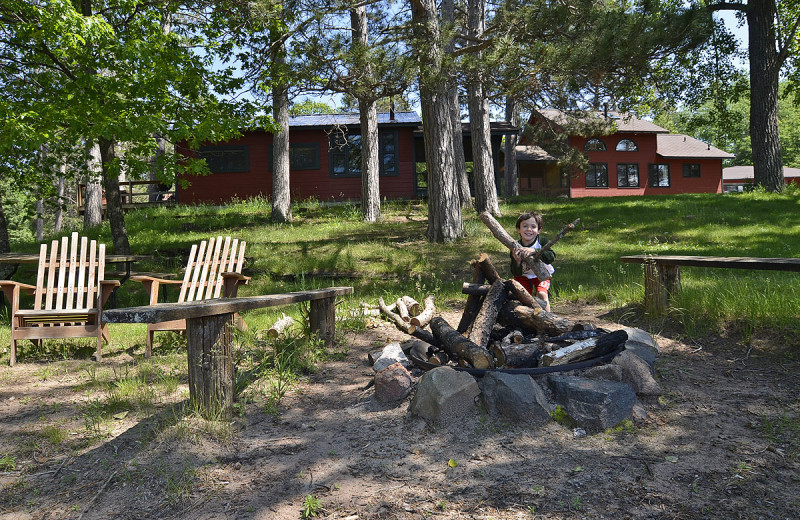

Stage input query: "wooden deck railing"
[{"left": 77, "top": 180, "right": 177, "bottom": 214}]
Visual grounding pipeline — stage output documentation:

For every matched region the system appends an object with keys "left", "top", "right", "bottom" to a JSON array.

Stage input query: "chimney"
[
  {"left": 390, "top": 98, "right": 395, "bottom": 121},
  {"left": 603, "top": 102, "right": 608, "bottom": 119}
]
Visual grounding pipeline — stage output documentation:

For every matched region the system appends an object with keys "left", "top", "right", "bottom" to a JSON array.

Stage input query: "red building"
[
  {"left": 516, "top": 109, "right": 734, "bottom": 197},
  {"left": 177, "top": 112, "right": 423, "bottom": 204},
  {"left": 722, "top": 165, "right": 800, "bottom": 192}
]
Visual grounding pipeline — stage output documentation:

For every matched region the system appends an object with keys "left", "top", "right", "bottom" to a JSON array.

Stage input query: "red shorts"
[{"left": 514, "top": 276, "right": 551, "bottom": 295}]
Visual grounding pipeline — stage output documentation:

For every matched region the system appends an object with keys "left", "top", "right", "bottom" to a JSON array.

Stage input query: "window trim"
[
  {"left": 616, "top": 163, "right": 640, "bottom": 188},
  {"left": 198, "top": 145, "right": 250, "bottom": 173},
  {"left": 585, "top": 162, "right": 609, "bottom": 188},
  {"left": 648, "top": 163, "right": 671, "bottom": 187},
  {"left": 584, "top": 138, "right": 607, "bottom": 151},
  {"left": 682, "top": 163, "right": 701, "bottom": 178}
]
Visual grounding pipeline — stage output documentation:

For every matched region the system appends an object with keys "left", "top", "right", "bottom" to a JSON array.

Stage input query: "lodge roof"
[
  {"left": 723, "top": 165, "right": 800, "bottom": 180},
  {"left": 656, "top": 134, "right": 734, "bottom": 159},
  {"left": 534, "top": 109, "right": 670, "bottom": 134},
  {"left": 289, "top": 111, "right": 421, "bottom": 128},
  {"left": 514, "top": 144, "right": 558, "bottom": 162}
]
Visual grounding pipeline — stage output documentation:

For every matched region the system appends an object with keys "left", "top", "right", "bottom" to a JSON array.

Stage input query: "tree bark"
[
  {"left": 503, "top": 96, "right": 519, "bottom": 197},
  {"left": 467, "top": 0, "right": 500, "bottom": 216},
  {"left": 411, "top": 0, "right": 463, "bottom": 243},
  {"left": 747, "top": 0, "right": 784, "bottom": 191},
  {"left": 467, "top": 279, "right": 505, "bottom": 349},
  {"left": 271, "top": 35, "right": 292, "bottom": 223},
  {"left": 352, "top": 6, "right": 382, "bottom": 223},
  {"left": 442, "top": 0, "right": 472, "bottom": 208},
  {"left": 430, "top": 316, "right": 494, "bottom": 369},
  {"left": 54, "top": 168, "right": 65, "bottom": 233},
  {"left": 83, "top": 142, "right": 103, "bottom": 229},
  {"left": 499, "top": 301, "right": 574, "bottom": 336},
  {"left": 148, "top": 135, "right": 166, "bottom": 202},
  {"left": 98, "top": 136, "right": 131, "bottom": 254}
]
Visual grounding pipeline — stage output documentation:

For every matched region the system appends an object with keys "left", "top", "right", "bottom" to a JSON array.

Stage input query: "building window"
[
  {"left": 330, "top": 131, "right": 398, "bottom": 177},
  {"left": 683, "top": 163, "right": 701, "bottom": 177},
  {"left": 616, "top": 139, "right": 638, "bottom": 151},
  {"left": 617, "top": 163, "right": 640, "bottom": 187},
  {"left": 269, "top": 142, "right": 320, "bottom": 171},
  {"left": 584, "top": 138, "right": 607, "bottom": 151},
  {"left": 586, "top": 163, "right": 609, "bottom": 187},
  {"left": 648, "top": 164, "right": 670, "bottom": 187},
  {"left": 199, "top": 145, "right": 249, "bottom": 173}
]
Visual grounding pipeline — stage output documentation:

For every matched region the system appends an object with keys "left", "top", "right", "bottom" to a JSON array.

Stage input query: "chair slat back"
[
  {"left": 177, "top": 236, "right": 246, "bottom": 303},
  {"left": 33, "top": 232, "right": 105, "bottom": 311}
]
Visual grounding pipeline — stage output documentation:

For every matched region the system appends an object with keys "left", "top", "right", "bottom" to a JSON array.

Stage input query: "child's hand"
[{"left": 513, "top": 247, "right": 535, "bottom": 262}]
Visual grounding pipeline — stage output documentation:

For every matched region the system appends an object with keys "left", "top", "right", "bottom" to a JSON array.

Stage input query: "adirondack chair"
[
  {"left": 0, "top": 233, "right": 120, "bottom": 366},
  {"left": 131, "top": 236, "right": 249, "bottom": 356}
]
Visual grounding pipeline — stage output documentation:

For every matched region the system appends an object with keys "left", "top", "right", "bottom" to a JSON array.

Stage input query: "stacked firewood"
[{"left": 379, "top": 254, "right": 624, "bottom": 370}]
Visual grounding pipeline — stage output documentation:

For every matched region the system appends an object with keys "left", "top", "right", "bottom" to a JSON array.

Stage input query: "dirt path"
[{"left": 1, "top": 304, "right": 798, "bottom": 519}]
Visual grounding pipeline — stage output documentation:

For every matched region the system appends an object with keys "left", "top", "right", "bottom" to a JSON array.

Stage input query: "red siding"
[
  {"left": 568, "top": 134, "right": 723, "bottom": 197},
  {"left": 178, "top": 127, "right": 417, "bottom": 204}
]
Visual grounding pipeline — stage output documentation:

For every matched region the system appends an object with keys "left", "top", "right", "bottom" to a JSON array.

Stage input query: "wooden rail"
[
  {"left": 620, "top": 255, "right": 800, "bottom": 313},
  {"left": 77, "top": 180, "right": 177, "bottom": 214},
  {"left": 103, "top": 287, "right": 354, "bottom": 417}
]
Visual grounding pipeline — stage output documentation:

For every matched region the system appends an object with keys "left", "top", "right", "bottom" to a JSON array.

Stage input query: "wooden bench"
[
  {"left": 103, "top": 286, "right": 353, "bottom": 417},
  {"left": 620, "top": 255, "right": 800, "bottom": 313}
]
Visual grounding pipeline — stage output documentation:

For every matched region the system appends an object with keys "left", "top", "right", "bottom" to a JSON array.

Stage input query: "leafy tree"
[{"left": 290, "top": 99, "right": 338, "bottom": 115}]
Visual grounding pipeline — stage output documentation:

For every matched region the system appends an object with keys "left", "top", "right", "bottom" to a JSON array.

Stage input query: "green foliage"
[
  {"left": 0, "top": 454, "right": 16, "bottom": 471},
  {"left": 550, "top": 405, "right": 576, "bottom": 428},
  {"left": 301, "top": 494, "right": 323, "bottom": 519}
]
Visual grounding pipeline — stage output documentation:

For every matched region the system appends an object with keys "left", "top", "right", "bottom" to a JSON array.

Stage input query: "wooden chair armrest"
[
  {"left": 0, "top": 280, "right": 37, "bottom": 292},
  {"left": 220, "top": 272, "right": 251, "bottom": 283},
  {"left": 130, "top": 275, "right": 184, "bottom": 285}
]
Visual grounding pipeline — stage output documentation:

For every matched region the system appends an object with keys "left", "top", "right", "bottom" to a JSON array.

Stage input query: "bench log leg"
[
  {"left": 186, "top": 313, "right": 234, "bottom": 419},
  {"left": 644, "top": 262, "right": 681, "bottom": 313},
  {"left": 310, "top": 296, "right": 336, "bottom": 348}
]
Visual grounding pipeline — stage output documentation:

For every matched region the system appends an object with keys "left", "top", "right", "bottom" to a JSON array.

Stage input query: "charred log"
[
  {"left": 493, "top": 340, "right": 547, "bottom": 368},
  {"left": 540, "top": 330, "right": 628, "bottom": 366},
  {"left": 430, "top": 317, "right": 495, "bottom": 369},
  {"left": 467, "top": 279, "right": 505, "bottom": 349}
]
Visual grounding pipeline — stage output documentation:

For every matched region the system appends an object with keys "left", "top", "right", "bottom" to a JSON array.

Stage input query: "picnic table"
[
  {"left": 620, "top": 254, "right": 800, "bottom": 312},
  {"left": 103, "top": 287, "right": 354, "bottom": 417}
]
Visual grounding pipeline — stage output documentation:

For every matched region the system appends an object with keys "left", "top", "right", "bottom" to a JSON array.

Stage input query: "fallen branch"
[
  {"left": 410, "top": 294, "right": 436, "bottom": 327},
  {"left": 378, "top": 297, "right": 416, "bottom": 335}
]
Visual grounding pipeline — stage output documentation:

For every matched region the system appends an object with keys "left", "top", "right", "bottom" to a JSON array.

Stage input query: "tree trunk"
[
  {"left": 54, "top": 168, "right": 65, "bottom": 233},
  {"left": 442, "top": 0, "right": 472, "bottom": 208},
  {"left": 36, "top": 199, "right": 44, "bottom": 241},
  {"left": 504, "top": 96, "right": 519, "bottom": 197},
  {"left": 467, "top": 0, "right": 500, "bottom": 216},
  {"left": 84, "top": 142, "right": 103, "bottom": 229},
  {"left": 747, "top": 0, "right": 784, "bottom": 191},
  {"left": 0, "top": 194, "right": 13, "bottom": 279},
  {"left": 411, "top": 0, "right": 463, "bottom": 243},
  {"left": 148, "top": 135, "right": 166, "bottom": 202},
  {"left": 98, "top": 137, "right": 131, "bottom": 254},
  {"left": 271, "top": 36, "right": 292, "bottom": 223}
]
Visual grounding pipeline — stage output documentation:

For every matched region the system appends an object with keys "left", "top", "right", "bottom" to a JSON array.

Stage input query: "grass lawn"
[{"left": 1, "top": 190, "right": 799, "bottom": 363}]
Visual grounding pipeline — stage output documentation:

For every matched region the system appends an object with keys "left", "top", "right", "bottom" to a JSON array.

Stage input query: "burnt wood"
[
  {"left": 493, "top": 340, "right": 546, "bottom": 368},
  {"left": 499, "top": 301, "right": 574, "bottom": 336},
  {"left": 540, "top": 330, "right": 628, "bottom": 366},
  {"left": 457, "top": 260, "right": 486, "bottom": 334}
]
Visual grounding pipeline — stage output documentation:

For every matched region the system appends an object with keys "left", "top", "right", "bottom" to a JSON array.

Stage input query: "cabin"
[
  {"left": 515, "top": 109, "right": 734, "bottom": 198},
  {"left": 722, "top": 165, "right": 800, "bottom": 192},
  {"left": 176, "top": 112, "right": 519, "bottom": 205}
]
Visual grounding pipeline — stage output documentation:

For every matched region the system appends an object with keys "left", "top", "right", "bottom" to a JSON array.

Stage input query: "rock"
[
  {"left": 373, "top": 342, "right": 412, "bottom": 372},
  {"left": 478, "top": 372, "right": 553, "bottom": 426},
  {"left": 374, "top": 362, "right": 413, "bottom": 404},
  {"left": 623, "top": 340, "right": 658, "bottom": 371},
  {"left": 612, "top": 350, "right": 662, "bottom": 397},
  {"left": 623, "top": 327, "right": 659, "bottom": 350},
  {"left": 581, "top": 364, "right": 624, "bottom": 382},
  {"left": 546, "top": 375, "right": 637, "bottom": 433},
  {"left": 408, "top": 366, "right": 480, "bottom": 428}
]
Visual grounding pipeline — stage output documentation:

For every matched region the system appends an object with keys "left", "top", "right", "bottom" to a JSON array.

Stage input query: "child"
[{"left": 510, "top": 212, "right": 555, "bottom": 312}]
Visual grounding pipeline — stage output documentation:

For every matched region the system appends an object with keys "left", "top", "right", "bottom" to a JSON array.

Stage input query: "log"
[
  {"left": 501, "top": 329, "right": 524, "bottom": 344},
  {"left": 475, "top": 252, "right": 503, "bottom": 283},
  {"left": 457, "top": 259, "right": 486, "bottom": 334},
  {"left": 540, "top": 330, "right": 628, "bottom": 366},
  {"left": 430, "top": 317, "right": 495, "bottom": 369},
  {"left": 267, "top": 314, "right": 295, "bottom": 338},
  {"left": 410, "top": 294, "right": 436, "bottom": 327},
  {"left": 533, "top": 218, "right": 581, "bottom": 260},
  {"left": 409, "top": 326, "right": 441, "bottom": 347},
  {"left": 401, "top": 295, "right": 421, "bottom": 316},
  {"left": 493, "top": 340, "right": 547, "bottom": 368},
  {"left": 504, "top": 278, "right": 548, "bottom": 309},
  {"left": 499, "top": 301, "right": 574, "bottom": 336},
  {"left": 467, "top": 279, "right": 506, "bottom": 349},
  {"left": 396, "top": 297, "right": 410, "bottom": 322},
  {"left": 479, "top": 212, "right": 551, "bottom": 281},
  {"left": 378, "top": 297, "right": 416, "bottom": 335}
]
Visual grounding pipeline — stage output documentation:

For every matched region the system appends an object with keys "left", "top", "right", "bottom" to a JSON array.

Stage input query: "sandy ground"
[{"left": 1, "top": 303, "right": 799, "bottom": 520}]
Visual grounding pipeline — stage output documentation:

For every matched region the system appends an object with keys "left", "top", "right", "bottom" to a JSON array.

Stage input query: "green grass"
[{"left": 2, "top": 191, "right": 800, "bottom": 359}]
